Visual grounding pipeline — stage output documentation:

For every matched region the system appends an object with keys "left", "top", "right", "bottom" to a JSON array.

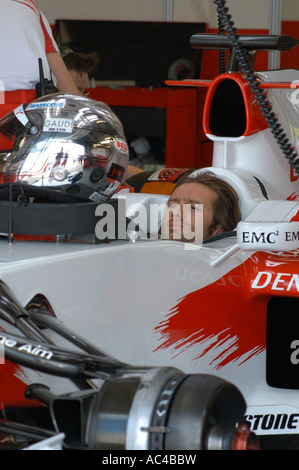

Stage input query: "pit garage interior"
[
  {"left": 0, "top": 0, "right": 298, "bottom": 453},
  {"left": 38, "top": 0, "right": 299, "bottom": 171}
]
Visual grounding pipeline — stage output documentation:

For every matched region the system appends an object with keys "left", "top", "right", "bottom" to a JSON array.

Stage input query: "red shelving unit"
[{"left": 88, "top": 86, "right": 202, "bottom": 168}]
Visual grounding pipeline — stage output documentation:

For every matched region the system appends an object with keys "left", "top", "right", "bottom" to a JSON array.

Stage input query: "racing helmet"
[{"left": 0, "top": 93, "right": 129, "bottom": 203}]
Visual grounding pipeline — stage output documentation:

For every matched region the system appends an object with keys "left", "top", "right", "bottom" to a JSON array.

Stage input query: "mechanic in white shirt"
[
  {"left": 0, "top": 0, "right": 80, "bottom": 149},
  {"left": 0, "top": 0, "right": 79, "bottom": 94}
]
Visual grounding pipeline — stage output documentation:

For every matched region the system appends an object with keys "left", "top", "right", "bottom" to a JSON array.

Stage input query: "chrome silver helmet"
[{"left": 0, "top": 93, "right": 129, "bottom": 202}]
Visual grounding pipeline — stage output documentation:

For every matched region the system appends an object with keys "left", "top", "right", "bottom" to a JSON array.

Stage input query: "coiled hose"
[
  {"left": 214, "top": 0, "right": 299, "bottom": 177},
  {"left": 217, "top": 12, "right": 226, "bottom": 74}
]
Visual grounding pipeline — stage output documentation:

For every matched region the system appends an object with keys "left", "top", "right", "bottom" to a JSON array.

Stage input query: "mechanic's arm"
[
  {"left": 125, "top": 165, "right": 145, "bottom": 180},
  {"left": 46, "top": 51, "right": 81, "bottom": 95}
]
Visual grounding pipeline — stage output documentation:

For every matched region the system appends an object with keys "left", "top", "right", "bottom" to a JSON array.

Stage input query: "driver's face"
[{"left": 161, "top": 182, "right": 222, "bottom": 242}]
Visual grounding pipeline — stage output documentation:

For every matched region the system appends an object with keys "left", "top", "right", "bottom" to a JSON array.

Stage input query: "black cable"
[
  {"left": 0, "top": 421, "right": 55, "bottom": 443},
  {"left": 213, "top": 0, "right": 299, "bottom": 177},
  {"left": 217, "top": 11, "right": 226, "bottom": 74}
]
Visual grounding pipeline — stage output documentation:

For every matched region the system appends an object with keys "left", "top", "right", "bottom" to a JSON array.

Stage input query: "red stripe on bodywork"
[
  {"left": 154, "top": 257, "right": 267, "bottom": 370},
  {"left": 155, "top": 251, "right": 299, "bottom": 369}
]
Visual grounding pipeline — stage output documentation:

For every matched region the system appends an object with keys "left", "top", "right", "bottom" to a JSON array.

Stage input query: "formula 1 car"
[{"left": 0, "top": 0, "right": 298, "bottom": 451}]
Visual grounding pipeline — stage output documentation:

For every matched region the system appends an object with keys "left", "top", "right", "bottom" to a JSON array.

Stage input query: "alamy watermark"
[{"left": 94, "top": 198, "right": 203, "bottom": 250}]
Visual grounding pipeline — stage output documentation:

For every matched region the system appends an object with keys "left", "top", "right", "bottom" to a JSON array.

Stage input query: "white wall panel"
[
  {"left": 282, "top": 0, "right": 299, "bottom": 20},
  {"left": 36, "top": 0, "right": 165, "bottom": 23},
  {"left": 35, "top": 0, "right": 299, "bottom": 29},
  {"left": 208, "top": 0, "right": 269, "bottom": 29},
  {"left": 35, "top": 0, "right": 268, "bottom": 27},
  {"left": 172, "top": 0, "right": 210, "bottom": 23}
]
